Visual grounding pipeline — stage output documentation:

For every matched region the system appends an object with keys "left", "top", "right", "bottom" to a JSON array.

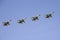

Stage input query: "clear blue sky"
[{"left": 0, "top": 0, "right": 60, "bottom": 40}]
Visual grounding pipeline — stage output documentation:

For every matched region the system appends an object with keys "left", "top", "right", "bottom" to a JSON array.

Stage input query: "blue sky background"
[{"left": 0, "top": 0, "right": 60, "bottom": 40}]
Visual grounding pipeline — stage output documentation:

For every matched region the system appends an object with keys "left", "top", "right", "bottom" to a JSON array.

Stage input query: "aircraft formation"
[{"left": 2, "top": 11, "right": 54, "bottom": 26}]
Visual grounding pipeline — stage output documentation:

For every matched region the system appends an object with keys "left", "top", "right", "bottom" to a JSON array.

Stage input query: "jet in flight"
[
  {"left": 45, "top": 14, "right": 52, "bottom": 18},
  {"left": 32, "top": 15, "right": 40, "bottom": 21},
  {"left": 3, "top": 20, "right": 11, "bottom": 26},
  {"left": 45, "top": 11, "right": 54, "bottom": 18},
  {"left": 18, "top": 18, "right": 26, "bottom": 24}
]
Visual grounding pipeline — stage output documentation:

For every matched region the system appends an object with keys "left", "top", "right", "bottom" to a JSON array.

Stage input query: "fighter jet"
[
  {"left": 3, "top": 20, "right": 11, "bottom": 26},
  {"left": 32, "top": 15, "right": 40, "bottom": 21},
  {"left": 45, "top": 14, "right": 52, "bottom": 18},
  {"left": 18, "top": 18, "right": 26, "bottom": 24},
  {"left": 45, "top": 11, "right": 54, "bottom": 18}
]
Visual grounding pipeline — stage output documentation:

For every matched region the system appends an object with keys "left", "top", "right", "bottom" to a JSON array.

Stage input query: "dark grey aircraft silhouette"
[
  {"left": 32, "top": 15, "right": 40, "bottom": 21},
  {"left": 18, "top": 18, "right": 26, "bottom": 24},
  {"left": 45, "top": 11, "right": 54, "bottom": 18},
  {"left": 45, "top": 14, "right": 52, "bottom": 18},
  {"left": 3, "top": 20, "right": 11, "bottom": 26}
]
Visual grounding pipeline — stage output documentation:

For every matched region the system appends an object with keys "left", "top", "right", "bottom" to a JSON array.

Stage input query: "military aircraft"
[
  {"left": 45, "top": 14, "right": 52, "bottom": 18},
  {"left": 45, "top": 11, "right": 54, "bottom": 18},
  {"left": 3, "top": 20, "right": 11, "bottom": 26},
  {"left": 32, "top": 15, "right": 40, "bottom": 21},
  {"left": 17, "top": 17, "right": 26, "bottom": 24}
]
